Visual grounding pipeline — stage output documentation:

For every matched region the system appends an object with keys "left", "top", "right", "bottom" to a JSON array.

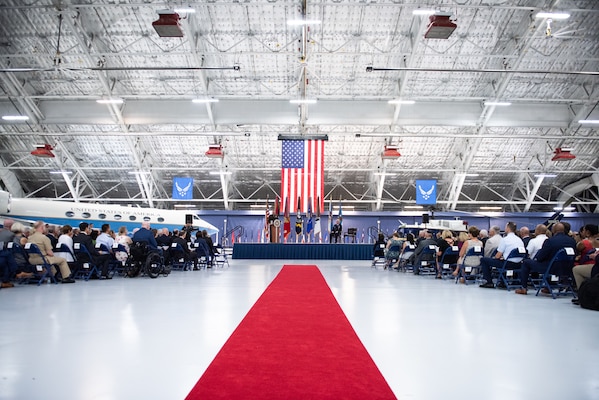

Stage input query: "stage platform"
[{"left": 231, "top": 243, "right": 373, "bottom": 260}]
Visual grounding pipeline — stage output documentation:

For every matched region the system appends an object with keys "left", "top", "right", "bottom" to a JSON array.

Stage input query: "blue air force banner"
[
  {"left": 173, "top": 177, "right": 194, "bottom": 200},
  {"left": 416, "top": 179, "right": 437, "bottom": 205}
]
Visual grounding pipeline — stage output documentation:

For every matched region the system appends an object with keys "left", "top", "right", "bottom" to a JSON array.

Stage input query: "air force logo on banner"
[
  {"left": 173, "top": 177, "right": 193, "bottom": 200},
  {"left": 416, "top": 180, "right": 437, "bottom": 205}
]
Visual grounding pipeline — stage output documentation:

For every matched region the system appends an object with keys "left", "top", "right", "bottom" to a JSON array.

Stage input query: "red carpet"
[{"left": 186, "top": 265, "right": 396, "bottom": 399}]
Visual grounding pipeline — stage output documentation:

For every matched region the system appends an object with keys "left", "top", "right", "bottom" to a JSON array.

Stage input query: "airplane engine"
[{"left": 0, "top": 191, "right": 10, "bottom": 214}]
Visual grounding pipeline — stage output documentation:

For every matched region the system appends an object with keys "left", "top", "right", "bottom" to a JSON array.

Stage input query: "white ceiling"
[{"left": 0, "top": 0, "right": 598, "bottom": 212}]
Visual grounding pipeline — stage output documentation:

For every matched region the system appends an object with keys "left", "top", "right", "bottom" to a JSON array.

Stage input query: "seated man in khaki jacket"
[{"left": 27, "top": 220, "right": 75, "bottom": 283}]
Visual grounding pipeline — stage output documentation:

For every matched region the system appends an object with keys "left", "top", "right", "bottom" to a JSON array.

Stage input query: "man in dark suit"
[
  {"left": 132, "top": 221, "right": 159, "bottom": 251},
  {"left": 515, "top": 223, "right": 576, "bottom": 295},
  {"left": 411, "top": 231, "right": 437, "bottom": 275},
  {"left": 73, "top": 222, "right": 111, "bottom": 279}
]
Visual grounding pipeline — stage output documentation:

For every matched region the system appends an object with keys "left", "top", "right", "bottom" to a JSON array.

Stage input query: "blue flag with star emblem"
[
  {"left": 416, "top": 179, "right": 437, "bottom": 205},
  {"left": 173, "top": 177, "right": 194, "bottom": 200}
]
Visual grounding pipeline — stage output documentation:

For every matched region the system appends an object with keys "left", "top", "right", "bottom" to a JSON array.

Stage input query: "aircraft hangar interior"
[{"left": 1, "top": 2, "right": 599, "bottom": 400}]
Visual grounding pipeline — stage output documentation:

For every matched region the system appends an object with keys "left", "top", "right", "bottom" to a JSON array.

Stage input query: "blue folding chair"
[
  {"left": 383, "top": 243, "right": 401, "bottom": 270},
  {"left": 398, "top": 244, "right": 416, "bottom": 272},
  {"left": 192, "top": 242, "right": 208, "bottom": 269},
  {"left": 456, "top": 245, "right": 483, "bottom": 285},
  {"left": 535, "top": 247, "right": 576, "bottom": 299},
  {"left": 371, "top": 242, "right": 387, "bottom": 269},
  {"left": 72, "top": 242, "right": 100, "bottom": 281},
  {"left": 494, "top": 247, "right": 527, "bottom": 290},
  {"left": 169, "top": 242, "right": 189, "bottom": 271},
  {"left": 438, "top": 245, "right": 460, "bottom": 278},
  {"left": 110, "top": 243, "right": 129, "bottom": 275},
  {"left": 23, "top": 242, "right": 58, "bottom": 285},
  {"left": 417, "top": 245, "right": 439, "bottom": 276}
]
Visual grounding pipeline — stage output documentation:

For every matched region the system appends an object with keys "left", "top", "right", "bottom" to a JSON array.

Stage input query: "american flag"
[{"left": 281, "top": 140, "right": 324, "bottom": 214}]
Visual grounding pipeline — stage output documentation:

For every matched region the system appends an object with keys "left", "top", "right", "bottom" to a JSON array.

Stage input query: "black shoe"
[
  {"left": 89, "top": 275, "right": 100, "bottom": 280},
  {"left": 102, "top": 275, "right": 112, "bottom": 280},
  {"left": 571, "top": 298, "right": 580, "bottom": 305},
  {"left": 436, "top": 275, "right": 442, "bottom": 279},
  {"left": 61, "top": 278, "right": 76, "bottom": 284},
  {"left": 413, "top": 271, "right": 420, "bottom": 275},
  {"left": 479, "top": 282, "right": 495, "bottom": 289}
]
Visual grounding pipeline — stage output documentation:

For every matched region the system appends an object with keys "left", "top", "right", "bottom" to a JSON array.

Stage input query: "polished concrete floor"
[{"left": 1, "top": 260, "right": 597, "bottom": 400}]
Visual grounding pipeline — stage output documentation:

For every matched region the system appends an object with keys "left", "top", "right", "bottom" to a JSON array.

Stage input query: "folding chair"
[
  {"left": 383, "top": 243, "right": 401, "bottom": 270},
  {"left": 23, "top": 243, "right": 58, "bottom": 285},
  {"left": 72, "top": 242, "right": 100, "bottom": 281},
  {"left": 192, "top": 242, "right": 208, "bottom": 269},
  {"left": 371, "top": 242, "right": 387, "bottom": 269},
  {"left": 438, "top": 245, "right": 459, "bottom": 278},
  {"left": 535, "top": 247, "right": 577, "bottom": 299},
  {"left": 168, "top": 242, "right": 189, "bottom": 271},
  {"left": 494, "top": 247, "right": 527, "bottom": 290},
  {"left": 418, "top": 245, "right": 439, "bottom": 276},
  {"left": 111, "top": 243, "right": 129, "bottom": 275},
  {"left": 214, "top": 251, "right": 230, "bottom": 269},
  {"left": 398, "top": 244, "right": 416, "bottom": 272},
  {"left": 455, "top": 245, "right": 483, "bottom": 285}
]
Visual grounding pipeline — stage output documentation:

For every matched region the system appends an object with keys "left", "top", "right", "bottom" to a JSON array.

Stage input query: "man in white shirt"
[
  {"left": 479, "top": 222, "right": 525, "bottom": 288},
  {"left": 96, "top": 223, "right": 115, "bottom": 254},
  {"left": 526, "top": 224, "right": 548, "bottom": 259},
  {"left": 484, "top": 226, "right": 502, "bottom": 257}
]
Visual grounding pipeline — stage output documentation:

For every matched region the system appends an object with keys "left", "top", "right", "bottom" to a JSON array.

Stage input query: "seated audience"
[
  {"left": 454, "top": 226, "right": 483, "bottom": 281},
  {"left": 515, "top": 223, "right": 576, "bottom": 295},
  {"left": 479, "top": 222, "right": 525, "bottom": 288},
  {"left": 27, "top": 220, "right": 74, "bottom": 283}
]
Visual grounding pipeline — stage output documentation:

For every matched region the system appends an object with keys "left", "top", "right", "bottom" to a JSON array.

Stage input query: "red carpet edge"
[{"left": 185, "top": 265, "right": 396, "bottom": 400}]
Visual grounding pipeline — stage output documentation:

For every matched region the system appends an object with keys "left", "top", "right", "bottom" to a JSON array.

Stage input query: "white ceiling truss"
[{"left": 0, "top": 0, "right": 598, "bottom": 213}]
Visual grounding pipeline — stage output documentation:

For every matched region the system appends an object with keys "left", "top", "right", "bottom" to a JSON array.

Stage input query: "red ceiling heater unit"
[
  {"left": 152, "top": 11, "right": 184, "bottom": 37},
  {"left": 205, "top": 144, "right": 224, "bottom": 158},
  {"left": 382, "top": 146, "right": 401, "bottom": 159},
  {"left": 424, "top": 14, "right": 457, "bottom": 39},
  {"left": 31, "top": 144, "right": 55, "bottom": 158},
  {"left": 551, "top": 148, "right": 576, "bottom": 161}
]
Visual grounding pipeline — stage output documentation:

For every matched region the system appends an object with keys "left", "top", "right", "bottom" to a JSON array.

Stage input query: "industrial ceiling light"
[
  {"left": 551, "top": 148, "right": 576, "bottom": 161},
  {"left": 2, "top": 115, "right": 29, "bottom": 121},
  {"left": 388, "top": 99, "right": 415, "bottom": 105},
  {"left": 289, "top": 99, "right": 317, "bottom": 104},
  {"left": 205, "top": 144, "right": 224, "bottom": 158},
  {"left": 484, "top": 101, "right": 511, "bottom": 106},
  {"left": 535, "top": 12, "right": 570, "bottom": 19},
  {"left": 96, "top": 98, "right": 124, "bottom": 104},
  {"left": 287, "top": 19, "right": 321, "bottom": 26},
  {"left": 152, "top": 11, "right": 184, "bottom": 37},
  {"left": 424, "top": 13, "right": 457, "bottom": 39},
  {"left": 173, "top": 7, "right": 195, "bottom": 14},
  {"left": 480, "top": 206, "right": 502, "bottom": 210},
  {"left": 192, "top": 98, "right": 219, "bottom": 103},
  {"left": 31, "top": 144, "right": 55, "bottom": 158},
  {"left": 412, "top": 9, "right": 436, "bottom": 16},
  {"left": 578, "top": 119, "right": 599, "bottom": 124}
]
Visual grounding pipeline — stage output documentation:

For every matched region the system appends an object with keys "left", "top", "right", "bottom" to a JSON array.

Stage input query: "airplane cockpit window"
[
  {"left": 129, "top": 216, "right": 136, "bottom": 221},
  {"left": 143, "top": 216, "right": 151, "bottom": 221},
  {"left": 114, "top": 214, "right": 122, "bottom": 220},
  {"left": 65, "top": 211, "right": 75, "bottom": 217},
  {"left": 82, "top": 212, "right": 91, "bottom": 218},
  {"left": 157, "top": 217, "right": 164, "bottom": 222},
  {"left": 98, "top": 213, "right": 106, "bottom": 219}
]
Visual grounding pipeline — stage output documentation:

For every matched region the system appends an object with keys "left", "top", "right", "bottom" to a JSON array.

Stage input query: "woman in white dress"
[
  {"left": 56, "top": 225, "right": 76, "bottom": 264},
  {"left": 115, "top": 226, "right": 133, "bottom": 263}
]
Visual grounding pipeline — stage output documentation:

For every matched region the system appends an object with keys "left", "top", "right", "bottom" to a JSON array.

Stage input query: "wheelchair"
[{"left": 125, "top": 241, "right": 169, "bottom": 279}]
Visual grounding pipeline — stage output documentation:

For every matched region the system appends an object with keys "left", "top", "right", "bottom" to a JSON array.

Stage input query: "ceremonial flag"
[
  {"left": 306, "top": 198, "right": 313, "bottom": 235},
  {"left": 281, "top": 140, "right": 325, "bottom": 214},
  {"left": 338, "top": 198, "right": 343, "bottom": 223},
  {"left": 264, "top": 196, "right": 269, "bottom": 243},
  {"left": 416, "top": 179, "right": 437, "bottom": 205},
  {"left": 295, "top": 197, "right": 303, "bottom": 236},
  {"left": 283, "top": 197, "right": 291, "bottom": 240},
  {"left": 328, "top": 198, "right": 333, "bottom": 233},
  {"left": 172, "top": 177, "right": 193, "bottom": 200},
  {"left": 314, "top": 196, "right": 322, "bottom": 239}
]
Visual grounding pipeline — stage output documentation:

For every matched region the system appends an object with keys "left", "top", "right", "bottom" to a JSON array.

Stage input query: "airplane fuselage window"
[
  {"left": 143, "top": 216, "right": 151, "bottom": 221},
  {"left": 158, "top": 217, "right": 164, "bottom": 222},
  {"left": 82, "top": 212, "right": 91, "bottom": 218},
  {"left": 129, "top": 215, "right": 136, "bottom": 221},
  {"left": 98, "top": 213, "right": 106, "bottom": 219},
  {"left": 114, "top": 215, "right": 122, "bottom": 220},
  {"left": 65, "top": 211, "right": 75, "bottom": 217}
]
